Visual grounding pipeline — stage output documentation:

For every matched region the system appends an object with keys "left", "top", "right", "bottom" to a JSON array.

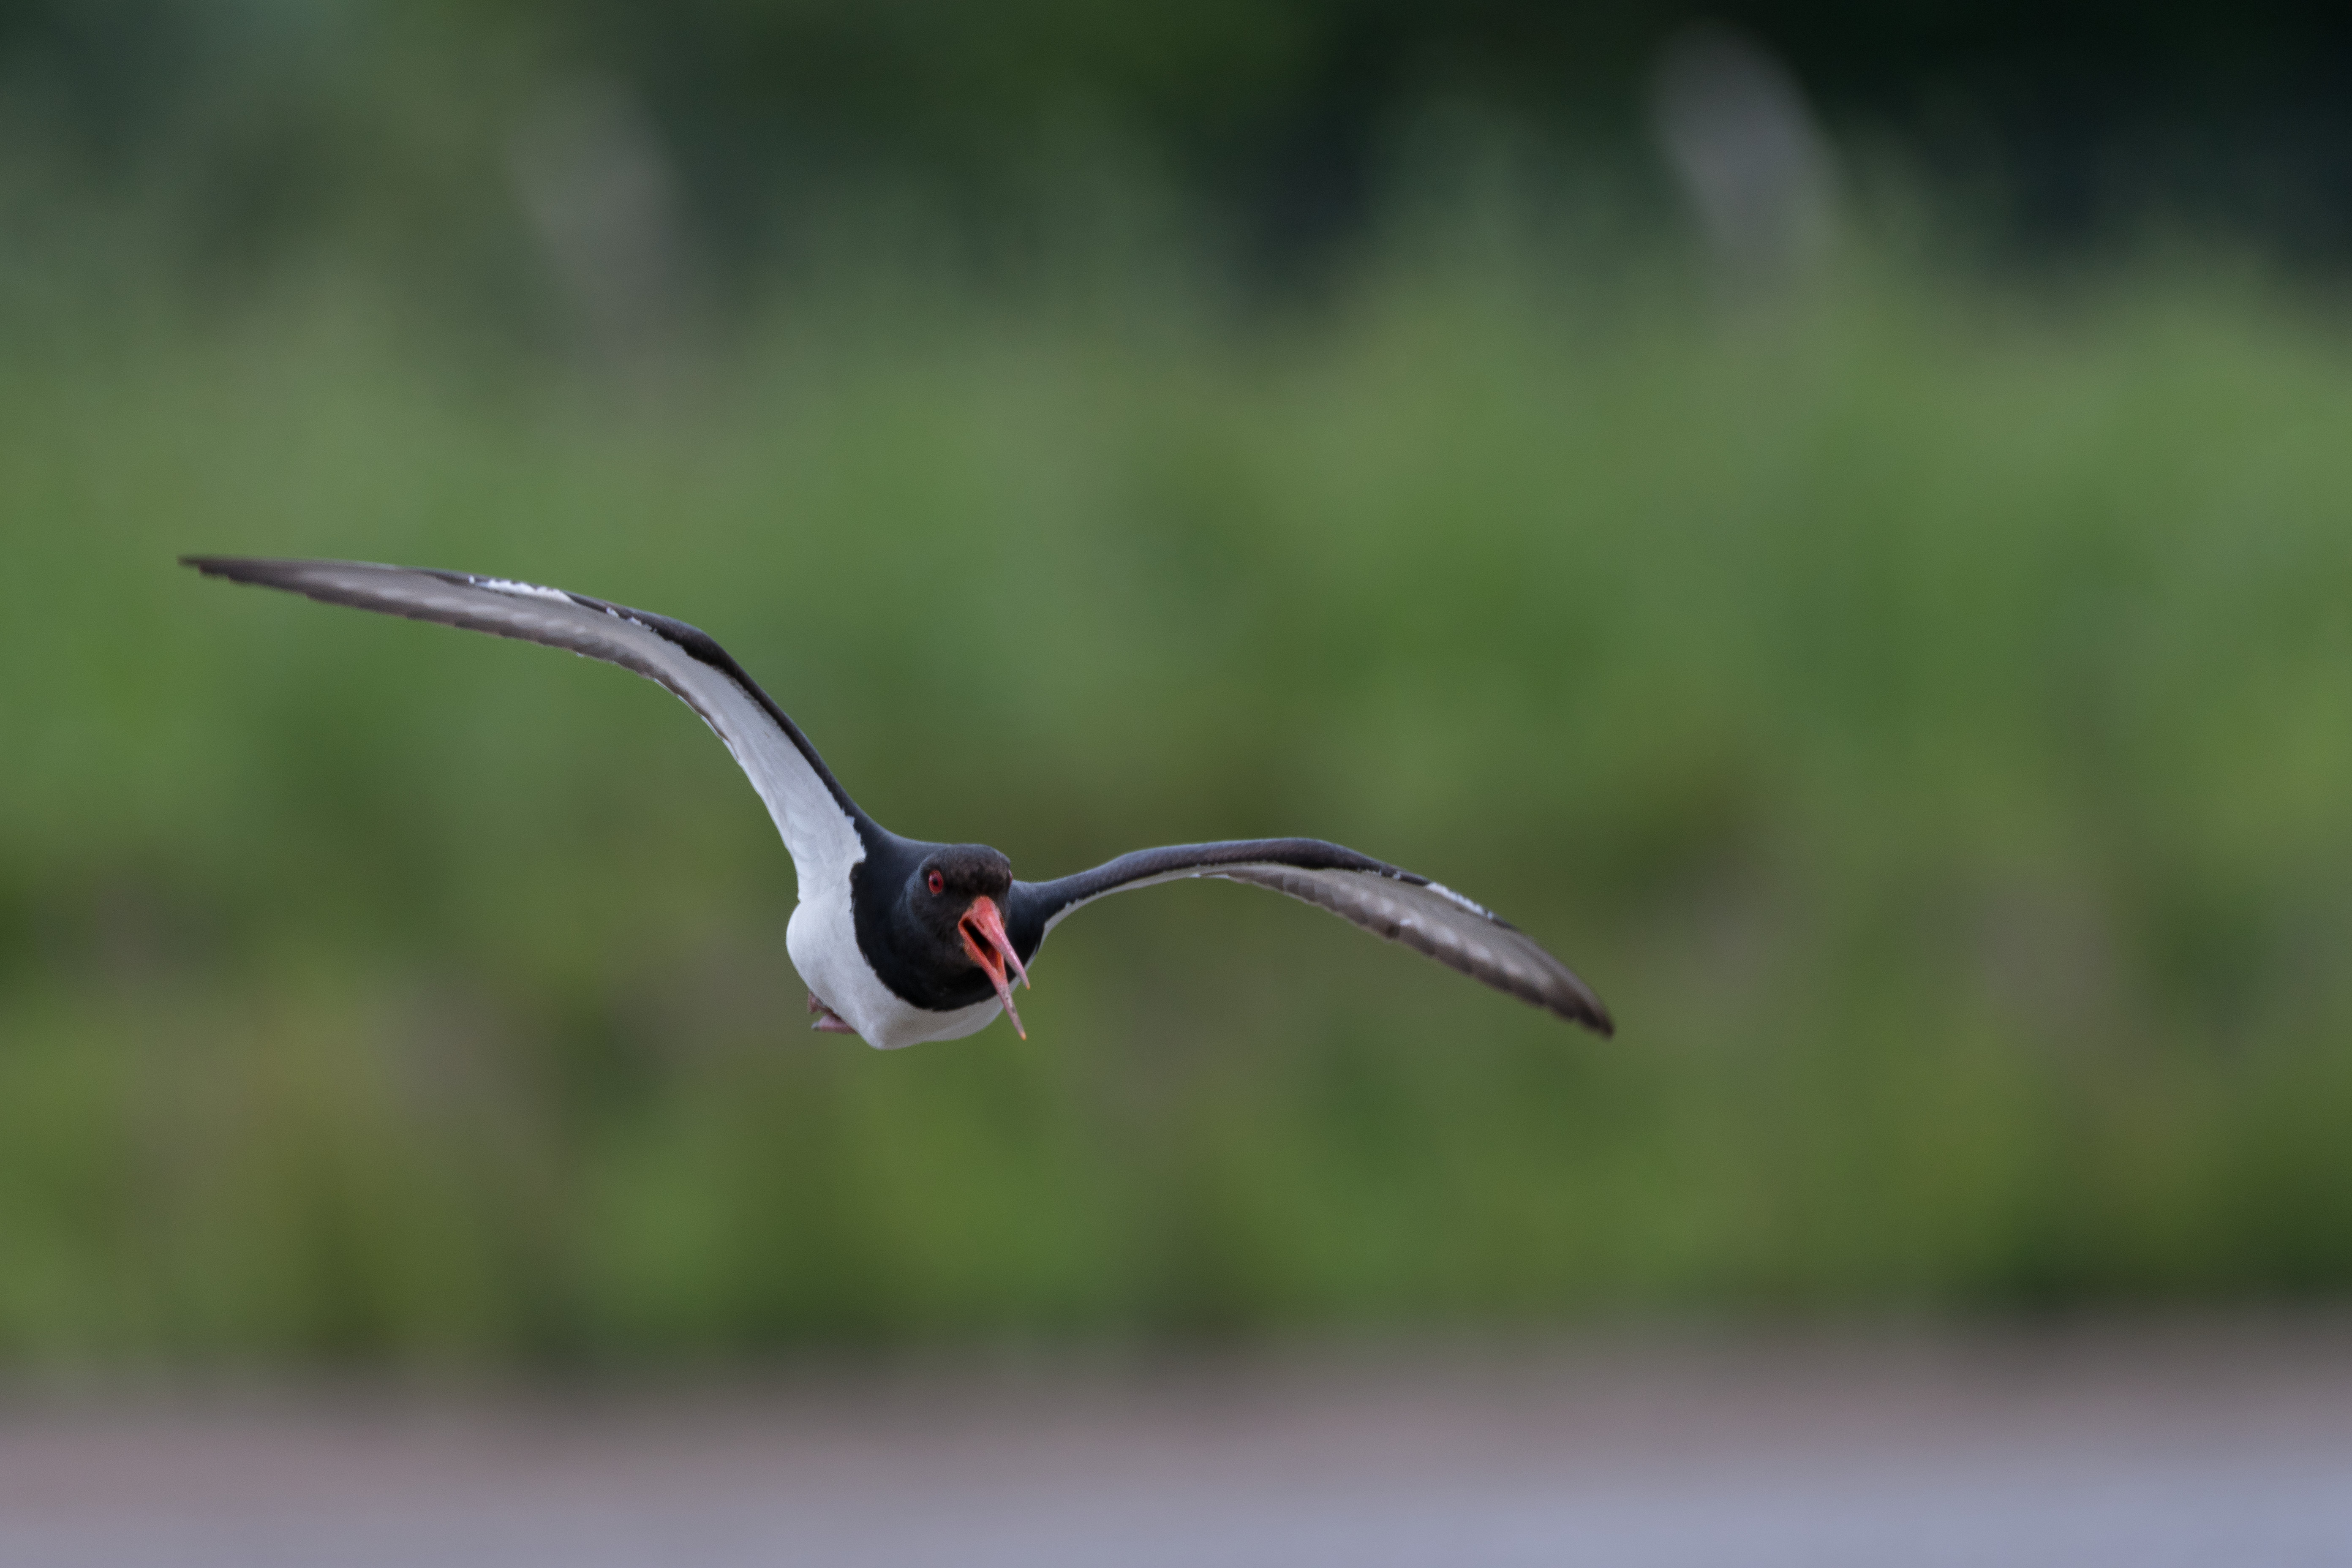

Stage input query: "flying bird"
[{"left": 185, "top": 558, "right": 1612, "bottom": 1047}]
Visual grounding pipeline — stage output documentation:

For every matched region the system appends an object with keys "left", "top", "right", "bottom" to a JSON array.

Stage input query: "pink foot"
[{"left": 808, "top": 991, "right": 860, "bottom": 1035}]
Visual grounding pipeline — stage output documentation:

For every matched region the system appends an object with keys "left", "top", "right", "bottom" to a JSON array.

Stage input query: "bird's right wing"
[
  {"left": 184, "top": 556, "right": 869, "bottom": 890},
  {"left": 1011, "top": 838, "right": 1612, "bottom": 1034}
]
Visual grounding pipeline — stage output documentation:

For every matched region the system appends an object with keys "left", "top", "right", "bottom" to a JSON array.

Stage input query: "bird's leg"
[{"left": 807, "top": 991, "right": 859, "bottom": 1035}]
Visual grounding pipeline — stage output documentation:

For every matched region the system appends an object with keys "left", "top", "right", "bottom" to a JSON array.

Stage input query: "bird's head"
[{"left": 908, "top": 844, "right": 1029, "bottom": 1035}]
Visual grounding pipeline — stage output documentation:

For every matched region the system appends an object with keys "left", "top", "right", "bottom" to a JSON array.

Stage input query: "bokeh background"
[{"left": 5, "top": 1, "right": 2352, "bottom": 1369}]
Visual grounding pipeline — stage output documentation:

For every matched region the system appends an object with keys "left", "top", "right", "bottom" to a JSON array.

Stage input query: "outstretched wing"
[
  {"left": 184, "top": 556, "right": 868, "bottom": 890},
  {"left": 1010, "top": 838, "right": 1612, "bottom": 1034}
]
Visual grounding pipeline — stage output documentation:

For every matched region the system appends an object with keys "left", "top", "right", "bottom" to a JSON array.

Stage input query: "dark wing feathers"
[
  {"left": 1012, "top": 838, "right": 1612, "bottom": 1035},
  {"left": 181, "top": 556, "right": 868, "bottom": 887},
  {"left": 191, "top": 559, "right": 1612, "bottom": 1036}
]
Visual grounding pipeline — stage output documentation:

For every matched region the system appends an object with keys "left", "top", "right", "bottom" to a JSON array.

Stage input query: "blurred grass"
[{"left": 5, "top": 223, "right": 2352, "bottom": 1364}]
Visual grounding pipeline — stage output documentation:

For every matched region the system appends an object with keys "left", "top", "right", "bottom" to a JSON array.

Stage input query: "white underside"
[{"left": 786, "top": 882, "right": 1004, "bottom": 1050}]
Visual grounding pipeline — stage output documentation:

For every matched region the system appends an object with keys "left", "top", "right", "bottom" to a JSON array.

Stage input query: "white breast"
[{"left": 786, "top": 881, "right": 1004, "bottom": 1050}]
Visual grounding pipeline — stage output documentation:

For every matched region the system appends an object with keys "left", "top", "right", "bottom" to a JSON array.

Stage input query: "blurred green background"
[{"left": 5, "top": 3, "right": 2352, "bottom": 1366}]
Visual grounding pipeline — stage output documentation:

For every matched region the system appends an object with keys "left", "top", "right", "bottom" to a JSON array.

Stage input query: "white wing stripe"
[
  {"left": 1044, "top": 858, "right": 1611, "bottom": 1031},
  {"left": 187, "top": 558, "right": 866, "bottom": 895}
]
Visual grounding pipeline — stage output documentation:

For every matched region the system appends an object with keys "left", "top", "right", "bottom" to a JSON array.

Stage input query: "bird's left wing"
[
  {"left": 1010, "top": 838, "right": 1612, "bottom": 1034},
  {"left": 184, "top": 556, "right": 868, "bottom": 890}
]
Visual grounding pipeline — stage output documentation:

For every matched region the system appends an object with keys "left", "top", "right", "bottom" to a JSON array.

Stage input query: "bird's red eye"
[{"left": 927, "top": 870, "right": 945, "bottom": 896}]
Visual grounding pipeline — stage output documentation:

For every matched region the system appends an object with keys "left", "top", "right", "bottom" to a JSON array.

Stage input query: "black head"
[
  {"left": 878, "top": 841, "right": 1032, "bottom": 1034},
  {"left": 905, "top": 843, "right": 1014, "bottom": 950}
]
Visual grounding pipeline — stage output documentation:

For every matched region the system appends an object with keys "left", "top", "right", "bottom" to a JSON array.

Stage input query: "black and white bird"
[{"left": 187, "top": 558, "right": 1613, "bottom": 1047}]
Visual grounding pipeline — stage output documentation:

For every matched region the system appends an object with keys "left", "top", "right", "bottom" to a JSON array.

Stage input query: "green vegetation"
[{"left": 5, "top": 226, "right": 2352, "bottom": 1364}]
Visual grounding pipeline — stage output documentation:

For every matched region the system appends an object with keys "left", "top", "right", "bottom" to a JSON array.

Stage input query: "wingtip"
[
  {"left": 183, "top": 555, "right": 319, "bottom": 590},
  {"left": 1563, "top": 987, "right": 1615, "bottom": 1038},
  {"left": 182, "top": 554, "right": 255, "bottom": 580}
]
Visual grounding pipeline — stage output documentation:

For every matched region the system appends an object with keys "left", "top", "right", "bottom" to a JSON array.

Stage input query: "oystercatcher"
[{"left": 186, "top": 558, "right": 1613, "bottom": 1046}]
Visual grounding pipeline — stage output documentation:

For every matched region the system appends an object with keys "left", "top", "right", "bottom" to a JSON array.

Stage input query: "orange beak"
[{"left": 958, "top": 895, "right": 1031, "bottom": 1038}]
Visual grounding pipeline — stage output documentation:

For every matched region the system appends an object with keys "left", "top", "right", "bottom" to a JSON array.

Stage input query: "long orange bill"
[{"left": 958, "top": 895, "right": 1030, "bottom": 1038}]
